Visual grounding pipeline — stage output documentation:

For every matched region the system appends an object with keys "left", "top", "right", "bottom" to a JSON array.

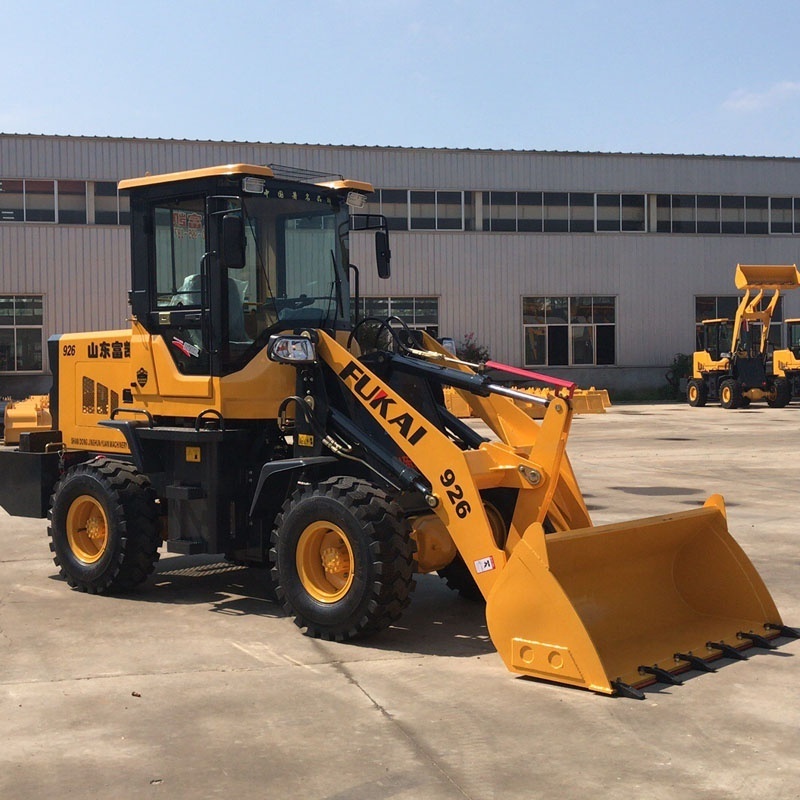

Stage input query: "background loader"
[
  {"left": 772, "top": 317, "right": 800, "bottom": 398},
  {"left": 688, "top": 264, "right": 799, "bottom": 408},
  {"left": 0, "top": 164, "right": 793, "bottom": 697}
]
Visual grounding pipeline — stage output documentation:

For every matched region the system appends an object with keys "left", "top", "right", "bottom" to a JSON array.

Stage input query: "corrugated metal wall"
[
  {"left": 4, "top": 134, "right": 800, "bottom": 390},
  {"left": 5, "top": 133, "right": 800, "bottom": 192}
]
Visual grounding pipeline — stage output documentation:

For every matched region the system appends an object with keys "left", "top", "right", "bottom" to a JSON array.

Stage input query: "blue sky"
[{"left": 3, "top": 0, "right": 800, "bottom": 156}]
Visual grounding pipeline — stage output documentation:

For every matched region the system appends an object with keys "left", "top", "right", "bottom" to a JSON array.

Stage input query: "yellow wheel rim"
[
  {"left": 721, "top": 386, "right": 731, "bottom": 403},
  {"left": 296, "top": 522, "right": 354, "bottom": 603},
  {"left": 66, "top": 494, "right": 109, "bottom": 564},
  {"left": 688, "top": 385, "right": 698, "bottom": 402}
]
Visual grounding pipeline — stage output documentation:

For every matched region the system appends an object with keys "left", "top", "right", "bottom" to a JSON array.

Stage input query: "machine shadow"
[{"left": 98, "top": 555, "right": 495, "bottom": 659}]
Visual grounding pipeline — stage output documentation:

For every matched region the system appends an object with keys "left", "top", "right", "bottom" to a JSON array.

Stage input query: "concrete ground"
[{"left": 1, "top": 403, "right": 798, "bottom": 800}]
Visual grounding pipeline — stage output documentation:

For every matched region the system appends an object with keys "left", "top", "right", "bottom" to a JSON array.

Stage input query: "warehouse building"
[{"left": 3, "top": 132, "right": 800, "bottom": 397}]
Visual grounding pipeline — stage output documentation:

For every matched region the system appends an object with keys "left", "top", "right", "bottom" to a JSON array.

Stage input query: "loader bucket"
[
  {"left": 734, "top": 263, "right": 800, "bottom": 290},
  {"left": 485, "top": 495, "right": 782, "bottom": 695}
]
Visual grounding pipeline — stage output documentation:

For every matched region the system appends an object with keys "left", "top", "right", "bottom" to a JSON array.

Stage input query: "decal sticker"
[
  {"left": 87, "top": 340, "right": 130, "bottom": 359},
  {"left": 439, "top": 469, "right": 472, "bottom": 518},
  {"left": 136, "top": 368, "right": 148, "bottom": 387},
  {"left": 338, "top": 360, "right": 428, "bottom": 445},
  {"left": 474, "top": 556, "right": 496, "bottom": 574}
]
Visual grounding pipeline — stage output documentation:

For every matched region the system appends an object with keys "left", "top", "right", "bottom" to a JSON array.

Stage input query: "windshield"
[{"left": 238, "top": 189, "right": 351, "bottom": 342}]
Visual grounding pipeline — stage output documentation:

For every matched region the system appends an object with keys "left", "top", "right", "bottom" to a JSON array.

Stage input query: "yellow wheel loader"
[
  {"left": 0, "top": 165, "right": 795, "bottom": 698},
  {"left": 772, "top": 317, "right": 800, "bottom": 400},
  {"left": 688, "top": 264, "right": 799, "bottom": 409}
]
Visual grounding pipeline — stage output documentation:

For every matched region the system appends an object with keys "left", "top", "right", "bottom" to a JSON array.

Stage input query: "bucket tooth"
[
  {"left": 737, "top": 631, "right": 777, "bottom": 650},
  {"left": 638, "top": 665, "right": 683, "bottom": 686},
  {"left": 674, "top": 652, "right": 717, "bottom": 673},
  {"left": 764, "top": 622, "right": 800, "bottom": 639},
  {"left": 611, "top": 680, "right": 646, "bottom": 700},
  {"left": 707, "top": 641, "right": 748, "bottom": 661}
]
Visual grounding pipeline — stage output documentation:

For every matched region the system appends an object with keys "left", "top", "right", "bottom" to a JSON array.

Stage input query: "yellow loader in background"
[
  {"left": 772, "top": 317, "right": 800, "bottom": 399},
  {"left": 0, "top": 165, "right": 793, "bottom": 698},
  {"left": 688, "top": 264, "right": 800, "bottom": 408}
]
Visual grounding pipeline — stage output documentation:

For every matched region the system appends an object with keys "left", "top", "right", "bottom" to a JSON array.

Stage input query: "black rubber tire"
[
  {"left": 719, "top": 378, "right": 742, "bottom": 409},
  {"left": 767, "top": 378, "right": 792, "bottom": 408},
  {"left": 686, "top": 379, "right": 708, "bottom": 407},
  {"left": 437, "top": 554, "right": 484, "bottom": 601},
  {"left": 48, "top": 458, "right": 161, "bottom": 594},
  {"left": 270, "top": 477, "right": 415, "bottom": 641}
]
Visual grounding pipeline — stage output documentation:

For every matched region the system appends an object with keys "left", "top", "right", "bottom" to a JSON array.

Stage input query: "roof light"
[
  {"left": 346, "top": 191, "right": 367, "bottom": 209},
  {"left": 242, "top": 177, "right": 266, "bottom": 194}
]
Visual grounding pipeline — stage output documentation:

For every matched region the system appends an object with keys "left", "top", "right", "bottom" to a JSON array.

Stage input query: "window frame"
[
  {"left": 0, "top": 294, "right": 45, "bottom": 373},
  {"left": 522, "top": 295, "right": 616, "bottom": 367}
]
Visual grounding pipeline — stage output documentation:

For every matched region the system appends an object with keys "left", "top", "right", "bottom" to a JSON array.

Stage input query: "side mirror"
[
  {"left": 375, "top": 230, "right": 391, "bottom": 279},
  {"left": 221, "top": 214, "right": 246, "bottom": 269}
]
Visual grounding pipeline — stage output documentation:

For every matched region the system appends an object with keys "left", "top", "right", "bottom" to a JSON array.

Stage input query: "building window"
[
  {"left": 695, "top": 295, "right": 782, "bottom": 349},
  {"left": 0, "top": 179, "right": 25, "bottom": 221},
  {"left": 363, "top": 187, "right": 800, "bottom": 236},
  {"left": 771, "top": 197, "right": 793, "bottom": 233},
  {"left": 0, "top": 180, "right": 56, "bottom": 223},
  {"left": 367, "top": 189, "right": 471, "bottom": 232},
  {"left": 745, "top": 196, "right": 769, "bottom": 234},
  {"left": 0, "top": 295, "right": 44, "bottom": 372},
  {"left": 543, "top": 193, "right": 569, "bottom": 232},
  {"left": 409, "top": 190, "right": 465, "bottom": 231},
  {"left": 356, "top": 296, "right": 440, "bottom": 337},
  {"left": 569, "top": 193, "right": 594, "bottom": 233},
  {"left": 518, "top": 191, "right": 543, "bottom": 232},
  {"left": 621, "top": 194, "right": 646, "bottom": 231},
  {"left": 483, "top": 191, "right": 516, "bottom": 231},
  {"left": 57, "top": 180, "right": 87, "bottom": 224},
  {"left": 93, "top": 181, "right": 129, "bottom": 224},
  {"left": 523, "top": 295, "right": 615, "bottom": 366},
  {"left": 697, "top": 195, "right": 721, "bottom": 234},
  {"left": 596, "top": 194, "right": 621, "bottom": 231},
  {"left": 721, "top": 196, "right": 744, "bottom": 234}
]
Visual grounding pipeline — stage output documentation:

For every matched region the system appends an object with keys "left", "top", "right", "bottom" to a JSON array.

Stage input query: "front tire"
[
  {"left": 767, "top": 378, "right": 792, "bottom": 408},
  {"left": 719, "top": 379, "right": 742, "bottom": 409},
  {"left": 270, "top": 477, "right": 415, "bottom": 641},
  {"left": 48, "top": 458, "right": 161, "bottom": 593},
  {"left": 687, "top": 379, "right": 708, "bottom": 407}
]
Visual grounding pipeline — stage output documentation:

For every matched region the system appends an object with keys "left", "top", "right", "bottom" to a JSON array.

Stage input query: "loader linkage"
[{"left": 296, "top": 328, "right": 794, "bottom": 696}]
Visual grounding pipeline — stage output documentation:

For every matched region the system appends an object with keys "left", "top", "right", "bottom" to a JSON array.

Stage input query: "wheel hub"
[
  {"left": 320, "top": 545, "right": 350, "bottom": 575},
  {"left": 296, "top": 522, "right": 354, "bottom": 603},
  {"left": 66, "top": 494, "right": 109, "bottom": 564}
]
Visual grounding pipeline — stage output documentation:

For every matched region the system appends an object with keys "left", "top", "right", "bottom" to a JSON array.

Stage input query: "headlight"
[{"left": 267, "top": 335, "right": 317, "bottom": 364}]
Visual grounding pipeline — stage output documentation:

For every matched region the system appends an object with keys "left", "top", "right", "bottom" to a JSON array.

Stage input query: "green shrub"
[{"left": 456, "top": 332, "right": 490, "bottom": 364}]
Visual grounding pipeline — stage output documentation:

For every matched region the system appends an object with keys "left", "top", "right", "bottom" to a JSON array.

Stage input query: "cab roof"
[{"left": 118, "top": 163, "right": 373, "bottom": 194}]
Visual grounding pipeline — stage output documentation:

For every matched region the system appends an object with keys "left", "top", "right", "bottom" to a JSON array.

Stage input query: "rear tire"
[
  {"left": 48, "top": 458, "right": 161, "bottom": 593},
  {"left": 719, "top": 379, "right": 742, "bottom": 409},
  {"left": 767, "top": 378, "right": 792, "bottom": 408},
  {"left": 270, "top": 477, "right": 415, "bottom": 641},
  {"left": 687, "top": 379, "right": 708, "bottom": 407}
]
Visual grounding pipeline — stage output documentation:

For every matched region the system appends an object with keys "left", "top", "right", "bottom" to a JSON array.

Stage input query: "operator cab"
[
  {"left": 786, "top": 319, "right": 800, "bottom": 359},
  {"left": 121, "top": 164, "right": 389, "bottom": 378},
  {"left": 699, "top": 318, "right": 734, "bottom": 363}
]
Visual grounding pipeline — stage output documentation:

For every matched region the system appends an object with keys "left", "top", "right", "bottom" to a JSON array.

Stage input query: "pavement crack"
[{"left": 326, "top": 657, "right": 475, "bottom": 799}]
